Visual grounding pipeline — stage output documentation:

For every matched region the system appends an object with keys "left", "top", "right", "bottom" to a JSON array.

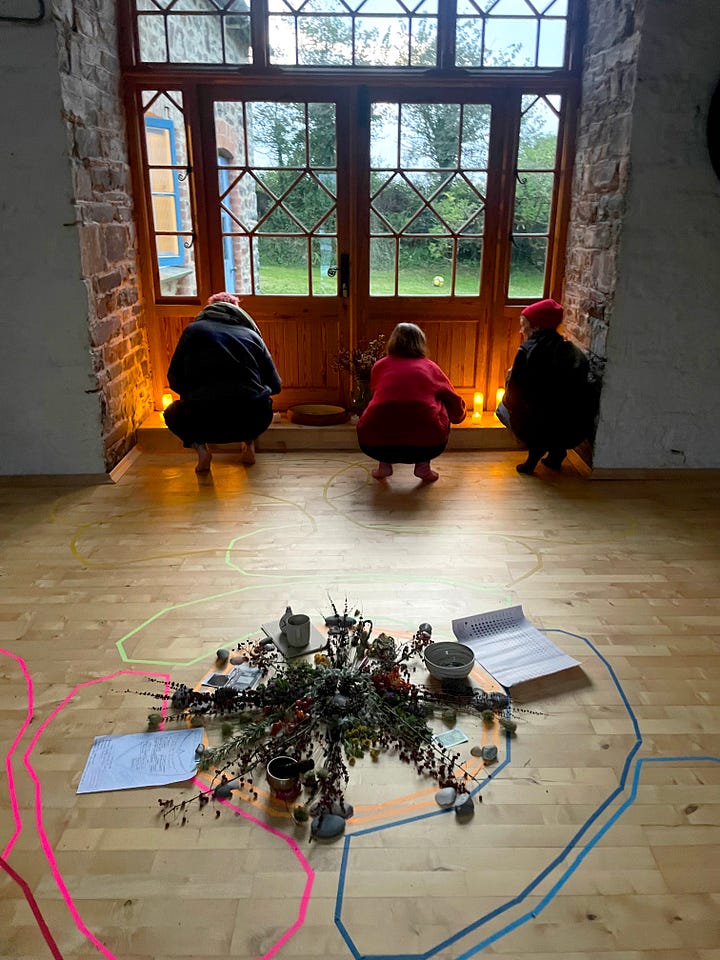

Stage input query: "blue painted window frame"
[
  {"left": 218, "top": 155, "right": 236, "bottom": 293},
  {"left": 145, "top": 116, "right": 184, "bottom": 268}
]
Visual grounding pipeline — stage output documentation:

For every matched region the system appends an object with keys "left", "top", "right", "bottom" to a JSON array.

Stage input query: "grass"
[{"left": 251, "top": 263, "right": 544, "bottom": 299}]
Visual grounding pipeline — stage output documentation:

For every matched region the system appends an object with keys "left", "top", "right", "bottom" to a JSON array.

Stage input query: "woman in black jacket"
[
  {"left": 164, "top": 293, "right": 282, "bottom": 472},
  {"left": 496, "top": 299, "right": 592, "bottom": 475}
]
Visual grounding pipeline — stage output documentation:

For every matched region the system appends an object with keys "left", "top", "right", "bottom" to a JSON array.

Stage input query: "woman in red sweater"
[{"left": 356, "top": 323, "right": 466, "bottom": 482}]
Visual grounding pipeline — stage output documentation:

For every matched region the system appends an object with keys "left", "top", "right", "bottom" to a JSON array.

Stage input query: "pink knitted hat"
[
  {"left": 207, "top": 292, "right": 240, "bottom": 307},
  {"left": 521, "top": 298, "right": 563, "bottom": 330}
]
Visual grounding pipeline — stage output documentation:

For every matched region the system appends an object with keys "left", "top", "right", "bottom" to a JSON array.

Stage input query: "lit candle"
[
  {"left": 161, "top": 392, "right": 173, "bottom": 409},
  {"left": 496, "top": 387, "right": 505, "bottom": 407},
  {"left": 471, "top": 411, "right": 482, "bottom": 422},
  {"left": 473, "top": 391, "right": 484, "bottom": 416}
]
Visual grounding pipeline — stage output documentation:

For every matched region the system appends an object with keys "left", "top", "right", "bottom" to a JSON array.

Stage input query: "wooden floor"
[{"left": 1, "top": 448, "right": 719, "bottom": 960}]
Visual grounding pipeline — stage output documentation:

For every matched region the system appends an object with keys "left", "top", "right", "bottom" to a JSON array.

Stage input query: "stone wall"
[
  {"left": 589, "top": 0, "right": 720, "bottom": 468},
  {"left": 54, "top": 0, "right": 152, "bottom": 469},
  {"left": 563, "top": 0, "right": 647, "bottom": 375}
]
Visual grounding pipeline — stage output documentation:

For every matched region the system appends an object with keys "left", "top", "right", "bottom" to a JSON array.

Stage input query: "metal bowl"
[
  {"left": 266, "top": 755, "right": 301, "bottom": 798},
  {"left": 424, "top": 641, "right": 475, "bottom": 680}
]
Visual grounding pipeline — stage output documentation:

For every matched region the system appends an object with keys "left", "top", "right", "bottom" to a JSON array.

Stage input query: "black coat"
[
  {"left": 503, "top": 329, "right": 592, "bottom": 451},
  {"left": 164, "top": 304, "right": 282, "bottom": 445},
  {"left": 167, "top": 304, "right": 281, "bottom": 401}
]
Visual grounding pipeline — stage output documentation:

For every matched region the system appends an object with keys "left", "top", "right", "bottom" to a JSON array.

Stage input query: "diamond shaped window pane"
[
  {"left": 372, "top": 174, "right": 425, "bottom": 232},
  {"left": 224, "top": 173, "right": 267, "bottom": 231},
  {"left": 428, "top": 174, "right": 485, "bottom": 232},
  {"left": 282, "top": 173, "right": 336, "bottom": 232},
  {"left": 261, "top": 206, "right": 304, "bottom": 234}
]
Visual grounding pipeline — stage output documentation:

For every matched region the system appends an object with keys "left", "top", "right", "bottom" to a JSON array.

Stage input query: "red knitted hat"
[{"left": 521, "top": 298, "right": 563, "bottom": 330}]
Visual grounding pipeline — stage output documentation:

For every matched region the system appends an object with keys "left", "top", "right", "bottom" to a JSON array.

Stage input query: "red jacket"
[{"left": 356, "top": 355, "right": 466, "bottom": 447}]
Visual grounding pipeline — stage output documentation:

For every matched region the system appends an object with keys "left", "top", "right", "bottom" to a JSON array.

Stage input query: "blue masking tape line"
[{"left": 334, "top": 626, "right": 720, "bottom": 960}]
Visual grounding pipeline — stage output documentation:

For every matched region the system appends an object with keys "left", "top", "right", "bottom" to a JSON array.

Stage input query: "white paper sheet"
[
  {"left": 77, "top": 728, "right": 204, "bottom": 794},
  {"left": 452, "top": 605, "right": 580, "bottom": 688}
]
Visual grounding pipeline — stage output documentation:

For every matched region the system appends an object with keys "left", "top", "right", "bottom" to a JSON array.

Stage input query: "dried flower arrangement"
[
  {"left": 332, "top": 335, "right": 387, "bottom": 381},
  {"left": 139, "top": 603, "right": 512, "bottom": 832}
]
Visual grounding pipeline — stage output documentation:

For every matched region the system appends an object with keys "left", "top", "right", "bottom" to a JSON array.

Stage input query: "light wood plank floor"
[{"left": 1, "top": 449, "right": 719, "bottom": 960}]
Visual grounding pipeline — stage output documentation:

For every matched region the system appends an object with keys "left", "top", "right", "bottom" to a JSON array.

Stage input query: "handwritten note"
[{"left": 77, "top": 728, "right": 204, "bottom": 794}]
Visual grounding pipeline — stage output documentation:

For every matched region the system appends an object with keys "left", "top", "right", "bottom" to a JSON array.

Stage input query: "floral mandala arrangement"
[{"left": 140, "top": 603, "right": 516, "bottom": 839}]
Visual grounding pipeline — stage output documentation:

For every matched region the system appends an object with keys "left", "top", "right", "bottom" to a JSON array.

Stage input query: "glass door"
[
  {"left": 358, "top": 91, "right": 507, "bottom": 408},
  {"left": 201, "top": 88, "right": 353, "bottom": 408}
]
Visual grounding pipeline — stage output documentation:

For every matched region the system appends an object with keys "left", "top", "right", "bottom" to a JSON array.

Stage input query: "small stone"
[
  {"left": 229, "top": 654, "right": 247, "bottom": 665},
  {"left": 213, "top": 778, "right": 238, "bottom": 800},
  {"left": 470, "top": 745, "right": 483, "bottom": 758},
  {"left": 216, "top": 648, "right": 230, "bottom": 663},
  {"left": 311, "top": 813, "right": 346, "bottom": 840},
  {"left": 330, "top": 800, "right": 354, "bottom": 820},
  {"left": 498, "top": 716, "right": 517, "bottom": 735},
  {"left": 435, "top": 787, "right": 457, "bottom": 807},
  {"left": 481, "top": 745, "right": 498, "bottom": 763},
  {"left": 454, "top": 794, "right": 474, "bottom": 818}
]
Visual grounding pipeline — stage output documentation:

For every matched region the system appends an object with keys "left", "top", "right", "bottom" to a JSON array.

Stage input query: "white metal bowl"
[{"left": 424, "top": 641, "right": 475, "bottom": 680}]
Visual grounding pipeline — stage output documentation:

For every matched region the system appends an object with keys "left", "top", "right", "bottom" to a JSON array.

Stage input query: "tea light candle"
[
  {"left": 496, "top": 387, "right": 505, "bottom": 407},
  {"left": 161, "top": 392, "right": 173, "bottom": 409},
  {"left": 473, "top": 391, "right": 484, "bottom": 415}
]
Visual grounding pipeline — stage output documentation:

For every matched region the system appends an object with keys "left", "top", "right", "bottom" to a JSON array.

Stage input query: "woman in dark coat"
[
  {"left": 163, "top": 292, "right": 281, "bottom": 472},
  {"left": 496, "top": 298, "right": 592, "bottom": 475}
]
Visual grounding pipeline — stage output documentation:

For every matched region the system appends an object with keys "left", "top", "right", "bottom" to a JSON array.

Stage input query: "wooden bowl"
[{"left": 287, "top": 404, "right": 349, "bottom": 426}]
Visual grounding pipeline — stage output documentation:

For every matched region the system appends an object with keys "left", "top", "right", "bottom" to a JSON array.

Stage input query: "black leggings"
[
  {"left": 358, "top": 442, "right": 447, "bottom": 464},
  {"left": 164, "top": 395, "right": 273, "bottom": 448}
]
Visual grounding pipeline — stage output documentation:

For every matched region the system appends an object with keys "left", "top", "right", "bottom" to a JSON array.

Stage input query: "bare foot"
[
  {"left": 193, "top": 443, "right": 212, "bottom": 473},
  {"left": 240, "top": 440, "right": 256, "bottom": 465},
  {"left": 414, "top": 462, "right": 439, "bottom": 482},
  {"left": 372, "top": 462, "right": 393, "bottom": 480}
]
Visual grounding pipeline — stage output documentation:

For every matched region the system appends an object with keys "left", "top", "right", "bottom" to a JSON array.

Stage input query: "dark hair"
[{"left": 386, "top": 323, "right": 427, "bottom": 358}]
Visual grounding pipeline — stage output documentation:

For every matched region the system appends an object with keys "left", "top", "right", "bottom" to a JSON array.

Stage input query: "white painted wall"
[
  {"left": 0, "top": 18, "right": 105, "bottom": 476},
  {"left": 593, "top": 0, "right": 720, "bottom": 468}
]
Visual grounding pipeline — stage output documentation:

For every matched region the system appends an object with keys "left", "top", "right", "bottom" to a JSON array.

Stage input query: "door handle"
[{"left": 340, "top": 252, "right": 349, "bottom": 297}]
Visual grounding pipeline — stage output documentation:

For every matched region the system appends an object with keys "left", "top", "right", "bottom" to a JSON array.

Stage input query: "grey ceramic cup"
[{"left": 285, "top": 613, "right": 311, "bottom": 648}]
